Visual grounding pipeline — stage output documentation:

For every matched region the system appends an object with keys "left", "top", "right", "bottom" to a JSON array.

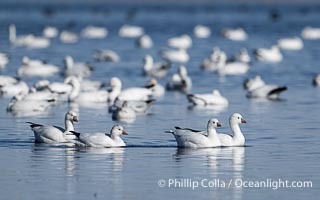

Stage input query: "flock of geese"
[{"left": 1, "top": 20, "right": 320, "bottom": 148}]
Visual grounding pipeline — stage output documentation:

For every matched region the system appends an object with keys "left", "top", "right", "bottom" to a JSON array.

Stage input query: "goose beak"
[
  {"left": 73, "top": 116, "right": 79, "bottom": 122},
  {"left": 122, "top": 130, "right": 128, "bottom": 135},
  {"left": 217, "top": 122, "right": 222, "bottom": 127},
  {"left": 241, "top": 118, "right": 247, "bottom": 123}
]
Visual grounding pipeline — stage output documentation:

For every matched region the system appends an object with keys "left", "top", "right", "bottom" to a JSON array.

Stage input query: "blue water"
[{"left": 0, "top": 2, "right": 319, "bottom": 199}]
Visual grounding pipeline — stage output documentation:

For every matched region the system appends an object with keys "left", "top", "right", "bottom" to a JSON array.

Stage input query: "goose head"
[
  {"left": 212, "top": 89, "right": 221, "bottom": 96},
  {"left": 145, "top": 79, "right": 157, "bottom": 89},
  {"left": 65, "top": 110, "right": 79, "bottom": 123},
  {"left": 110, "top": 125, "right": 128, "bottom": 136},
  {"left": 64, "top": 55, "right": 74, "bottom": 69},
  {"left": 230, "top": 113, "right": 246, "bottom": 125},
  {"left": 22, "top": 56, "right": 30, "bottom": 65},
  {"left": 109, "top": 77, "right": 122, "bottom": 91},
  {"left": 65, "top": 76, "right": 80, "bottom": 101},
  {"left": 143, "top": 55, "right": 153, "bottom": 71},
  {"left": 207, "top": 118, "right": 222, "bottom": 129},
  {"left": 178, "top": 66, "right": 188, "bottom": 77}
]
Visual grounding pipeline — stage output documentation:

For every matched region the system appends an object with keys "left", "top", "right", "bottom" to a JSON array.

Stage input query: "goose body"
[
  {"left": 0, "top": 80, "right": 29, "bottom": 97},
  {"left": 70, "top": 125, "right": 127, "bottom": 147},
  {"left": 137, "top": 35, "right": 153, "bottom": 49},
  {"left": 64, "top": 55, "right": 92, "bottom": 78},
  {"left": 277, "top": 37, "right": 303, "bottom": 50},
  {"left": 143, "top": 55, "right": 170, "bottom": 78},
  {"left": 43, "top": 26, "right": 58, "bottom": 38},
  {"left": 119, "top": 25, "right": 144, "bottom": 38},
  {"left": 27, "top": 111, "right": 79, "bottom": 144},
  {"left": 301, "top": 26, "right": 320, "bottom": 40},
  {"left": 161, "top": 49, "right": 189, "bottom": 63},
  {"left": 0, "top": 53, "right": 10, "bottom": 70},
  {"left": 94, "top": 50, "right": 120, "bottom": 62},
  {"left": 168, "top": 118, "right": 222, "bottom": 148},
  {"left": 194, "top": 25, "right": 211, "bottom": 38},
  {"left": 17, "top": 57, "right": 60, "bottom": 77},
  {"left": 81, "top": 26, "right": 108, "bottom": 39},
  {"left": 166, "top": 66, "right": 192, "bottom": 92},
  {"left": 218, "top": 113, "right": 247, "bottom": 147},
  {"left": 187, "top": 90, "right": 228, "bottom": 106},
  {"left": 60, "top": 31, "right": 78, "bottom": 43},
  {"left": 221, "top": 28, "right": 248, "bottom": 41},
  {"left": 167, "top": 34, "right": 192, "bottom": 49},
  {"left": 112, "top": 101, "right": 137, "bottom": 122},
  {"left": 254, "top": 46, "right": 283, "bottom": 63}
]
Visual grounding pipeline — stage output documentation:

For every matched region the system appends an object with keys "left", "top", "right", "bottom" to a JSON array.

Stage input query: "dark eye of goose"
[{"left": 238, "top": 117, "right": 240, "bottom": 119}]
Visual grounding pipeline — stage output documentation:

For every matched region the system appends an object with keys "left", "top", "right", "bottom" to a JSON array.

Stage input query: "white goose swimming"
[
  {"left": 254, "top": 45, "right": 283, "bottom": 63},
  {"left": 145, "top": 79, "right": 165, "bottom": 98},
  {"left": 167, "top": 118, "right": 222, "bottom": 148},
  {"left": 63, "top": 55, "right": 93, "bottom": 78},
  {"left": 194, "top": 25, "right": 211, "bottom": 38},
  {"left": 81, "top": 26, "right": 108, "bottom": 39},
  {"left": 27, "top": 111, "right": 79, "bottom": 144},
  {"left": 301, "top": 26, "right": 320, "bottom": 40},
  {"left": 70, "top": 125, "right": 128, "bottom": 147},
  {"left": 244, "top": 75, "right": 287, "bottom": 99},
  {"left": 216, "top": 51, "right": 249, "bottom": 76},
  {"left": 0, "top": 79, "right": 29, "bottom": 97},
  {"left": 0, "top": 53, "right": 10, "bottom": 70},
  {"left": 17, "top": 57, "right": 60, "bottom": 77},
  {"left": 143, "top": 55, "right": 170, "bottom": 78},
  {"left": 218, "top": 113, "right": 247, "bottom": 147},
  {"left": 277, "top": 37, "right": 303, "bottom": 50},
  {"left": 9, "top": 24, "right": 50, "bottom": 49},
  {"left": 166, "top": 66, "right": 192, "bottom": 92},
  {"left": 112, "top": 101, "right": 137, "bottom": 122},
  {"left": 0, "top": 75, "right": 19, "bottom": 87},
  {"left": 187, "top": 89, "right": 228, "bottom": 106},
  {"left": 137, "top": 35, "right": 153, "bottom": 49},
  {"left": 221, "top": 28, "right": 248, "bottom": 41},
  {"left": 110, "top": 98, "right": 154, "bottom": 114},
  {"left": 119, "top": 25, "right": 144, "bottom": 38},
  {"left": 200, "top": 47, "right": 223, "bottom": 71},
  {"left": 60, "top": 31, "right": 78, "bottom": 43},
  {"left": 42, "top": 26, "right": 58, "bottom": 38},
  {"left": 160, "top": 48, "right": 189, "bottom": 63},
  {"left": 93, "top": 49, "right": 120, "bottom": 62},
  {"left": 167, "top": 34, "right": 192, "bottom": 49},
  {"left": 236, "top": 48, "right": 251, "bottom": 63}
]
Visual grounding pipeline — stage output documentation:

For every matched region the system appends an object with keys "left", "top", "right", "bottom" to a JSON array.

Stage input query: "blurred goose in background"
[
  {"left": 200, "top": 47, "right": 223, "bottom": 71},
  {"left": 167, "top": 118, "right": 222, "bottom": 148},
  {"left": 0, "top": 79, "right": 29, "bottom": 97},
  {"left": 21, "top": 87, "right": 58, "bottom": 102},
  {"left": 27, "top": 111, "right": 79, "bottom": 144},
  {"left": 160, "top": 48, "right": 189, "bottom": 63},
  {"left": 63, "top": 55, "right": 93, "bottom": 78},
  {"left": 81, "top": 26, "right": 108, "bottom": 39},
  {"left": 218, "top": 113, "right": 247, "bottom": 147},
  {"left": 0, "top": 75, "right": 19, "bottom": 87},
  {"left": 254, "top": 45, "right": 283, "bottom": 63},
  {"left": 143, "top": 55, "right": 170, "bottom": 78},
  {"left": 221, "top": 28, "right": 248, "bottom": 41},
  {"left": 194, "top": 25, "right": 211, "bottom": 38},
  {"left": 166, "top": 66, "right": 192, "bottom": 92},
  {"left": 244, "top": 75, "right": 287, "bottom": 99},
  {"left": 60, "top": 31, "right": 78, "bottom": 43},
  {"left": 236, "top": 48, "right": 251, "bottom": 63},
  {"left": 42, "top": 26, "right": 58, "bottom": 38},
  {"left": 216, "top": 51, "right": 249, "bottom": 76},
  {"left": 70, "top": 125, "right": 128, "bottom": 147},
  {"left": 0, "top": 53, "right": 10, "bottom": 70},
  {"left": 9, "top": 24, "right": 50, "bottom": 49},
  {"left": 301, "top": 26, "right": 320, "bottom": 40},
  {"left": 144, "top": 79, "right": 165, "bottom": 98},
  {"left": 313, "top": 74, "right": 320, "bottom": 86},
  {"left": 167, "top": 34, "right": 192, "bottom": 49},
  {"left": 187, "top": 89, "right": 228, "bottom": 106},
  {"left": 110, "top": 98, "right": 154, "bottom": 114},
  {"left": 112, "top": 101, "right": 137, "bottom": 122},
  {"left": 93, "top": 49, "right": 120, "bottom": 62},
  {"left": 277, "top": 37, "right": 303, "bottom": 50},
  {"left": 136, "top": 35, "right": 153, "bottom": 49},
  {"left": 17, "top": 57, "right": 60, "bottom": 77},
  {"left": 119, "top": 25, "right": 144, "bottom": 38}
]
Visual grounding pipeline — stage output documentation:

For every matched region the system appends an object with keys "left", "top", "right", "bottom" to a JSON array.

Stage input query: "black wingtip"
[
  {"left": 268, "top": 86, "right": 287, "bottom": 96},
  {"left": 175, "top": 126, "right": 182, "bottom": 130},
  {"left": 26, "top": 122, "right": 42, "bottom": 128},
  {"left": 69, "top": 131, "right": 80, "bottom": 138}
]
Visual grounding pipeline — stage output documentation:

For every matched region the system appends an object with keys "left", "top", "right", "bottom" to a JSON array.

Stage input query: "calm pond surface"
[{"left": 0, "top": 2, "right": 319, "bottom": 199}]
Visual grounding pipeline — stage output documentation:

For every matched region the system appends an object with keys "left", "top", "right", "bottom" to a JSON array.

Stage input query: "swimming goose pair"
[{"left": 168, "top": 113, "right": 247, "bottom": 148}]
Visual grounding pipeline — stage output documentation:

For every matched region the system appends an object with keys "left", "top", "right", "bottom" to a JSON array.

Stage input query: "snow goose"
[
  {"left": 110, "top": 98, "right": 154, "bottom": 114},
  {"left": 7, "top": 93, "right": 54, "bottom": 115},
  {"left": 167, "top": 118, "right": 222, "bottom": 148},
  {"left": 0, "top": 53, "right": 10, "bottom": 70},
  {"left": 81, "top": 26, "right": 108, "bottom": 39},
  {"left": 236, "top": 48, "right": 251, "bottom": 63},
  {"left": 93, "top": 49, "right": 120, "bottom": 62},
  {"left": 254, "top": 46, "right": 283, "bottom": 63},
  {"left": 112, "top": 101, "right": 136, "bottom": 122},
  {"left": 63, "top": 55, "right": 93, "bottom": 78},
  {"left": 0, "top": 75, "right": 19, "bottom": 87},
  {"left": 167, "top": 34, "right": 192, "bottom": 49},
  {"left": 143, "top": 55, "right": 170, "bottom": 78},
  {"left": 301, "top": 26, "right": 320, "bottom": 40},
  {"left": 160, "top": 48, "right": 189, "bottom": 63},
  {"left": 42, "top": 26, "right": 58, "bottom": 38},
  {"left": 23, "top": 87, "right": 58, "bottom": 101},
  {"left": 9, "top": 24, "right": 50, "bottom": 49},
  {"left": 277, "top": 37, "right": 303, "bottom": 50},
  {"left": 221, "top": 28, "right": 248, "bottom": 41},
  {"left": 145, "top": 79, "right": 165, "bottom": 98},
  {"left": 60, "top": 31, "right": 78, "bottom": 43},
  {"left": 0, "top": 79, "right": 29, "bottom": 97},
  {"left": 27, "top": 111, "right": 79, "bottom": 144},
  {"left": 166, "top": 66, "right": 192, "bottom": 92},
  {"left": 313, "top": 74, "right": 320, "bottom": 86},
  {"left": 218, "top": 113, "right": 247, "bottom": 147},
  {"left": 136, "top": 35, "right": 153, "bottom": 49},
  {"left": 187, "top": 89, "right": 228, "bottom": 106},
  {"left": 17, "top": 57, "right": 60, "bottom": 77},
  {"left": 216, "top": 52, "right": 249, "bottom": 76},
  {"left": 70, "top": 125, "right": 127, "bottom": 147},
  {"left": 200, "top": 47, "right": 223, "bottom": 71},
  {"left": 244, "top": 75, "right": 287, "bottom": 99},
  {"left": 119, "top": 25, "right": 144, "bottom": 38},
  {"left": 194, "top": 25, "right": 211, "bottom": 38}
]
